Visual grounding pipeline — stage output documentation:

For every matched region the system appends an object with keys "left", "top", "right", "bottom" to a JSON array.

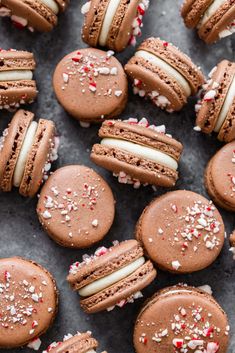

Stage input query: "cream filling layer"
[
  {"left": 135, "top": 50, "right": 191, "bottom": 96},
  {"left": 214, "top": 75, "right": 235, "bottom": 132},
  {"left": 199, "top": 0, "right": 226, "bottom": 27},
  {"left": 40, "top": 0, "right": 59, "bottom": 14},
  {"left": 101, "top": 138, "right": 178, "bottom": 170},
  {"left": 0, "top": 70, "right": 33, "bottom": 81},
  {"left": 13, "top": 121, "right": 38, "bottom": 187},
  {"left": 78, "top": 257, "right": 145, "bottom": 297},
  {"left": 99, "top": 0, "right": 122, "bottom": 46}
]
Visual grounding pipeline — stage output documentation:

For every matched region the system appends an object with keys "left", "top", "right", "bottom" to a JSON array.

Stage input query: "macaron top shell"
[
  {"left": 53, "top": 48, "right": 128, "bottom": 122},
  {"left": 0, "top": 257, "right": 58, "bottom": 348},
  {"left": 181, "top": 0, "right": 213, "bottom": 28},
  {"left": 134, "top": 285, "right": 229, "bottom": 353},
  {"left": 136, "top": 190, "right": 225, "bottom": 273},
  {"left": 37, "top": 165, "right": 115, "bottom": 248},
  {"left": 0, "top": 49, "right": 36, "bottom": 70}
]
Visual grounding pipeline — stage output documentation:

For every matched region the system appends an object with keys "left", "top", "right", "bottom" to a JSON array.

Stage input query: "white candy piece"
[
  {"left": 40, "top": 0, "right": 59, "bottom": 14},
  {"left": 101, "top": 138, "right": 178, "bottom": 170},
  {"left": 0, "top": 70, "right": 33, "bottom": 81},
  {"left": 135, "top": 50, "right": 191, "bottom": 96},
  {"left": 79, "top": 257, "right": 145, "bottom": 297},
  {"left": 13, "top": 121, "right": 38, "bottom": 187},
  {"left": 99, "top": 0, "right": 122, "bottom": 46}
]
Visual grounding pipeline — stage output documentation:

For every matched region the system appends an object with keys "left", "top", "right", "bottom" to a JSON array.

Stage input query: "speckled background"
[{"left": 0, "top": 0, "right": 234, "bottom": 352}]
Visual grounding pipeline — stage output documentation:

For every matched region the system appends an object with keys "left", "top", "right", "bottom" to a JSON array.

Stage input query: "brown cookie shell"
[
  {"left": 181, "top": 0, "right": 213, "bottom": 28},
  {"left": 46, "top": 332, "right": 98, "bottom": 353}
]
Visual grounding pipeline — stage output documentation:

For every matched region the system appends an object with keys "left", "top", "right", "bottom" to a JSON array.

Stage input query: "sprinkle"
[{"left": 171, "top": 260, "right": 181, "bottom": 270}]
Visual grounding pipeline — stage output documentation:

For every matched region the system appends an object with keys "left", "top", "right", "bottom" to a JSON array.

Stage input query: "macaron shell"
[
  {"left": 0, "top": 109, "right": 34, "bottom": 192},
  {"left": 53, "top": 48, "right": 128, "bottom": 122},
  {"left": 19, "top": 119, "right": 55, "bottom": 197},
  {"left": 1, "top": 0, "right": 57, "bottom": 31},
  {"left": 196, "top": 60, "right": 235, "bottom": 134},
  {"left": 134, "top": 285, "right": 229, "bottom": 353},
  {"left": 37, "top": 165, "right": 115, "bottom": 248},
  {"left": 0, "top": 80, "right": 37, "bottom": 108},
  {"left": 204, "top": 142, "right": 235, "bottom": 212},
  {"left": 0, "top": 50, "right": 36, "bottom": 71},
  {"left": 80, "top": 260, "right": 156, "bottom": 313},
  {"left": 91, "top": 143, "right": 179, "bottom": 187},
  {"left": 181, "top": 0, "right": 213, "bottom": 28},
  {"left": 218, "top": 98, "right": 235, "bottom": 142},
  {"left": 0, "top": 257, "right": 58, "bottom": 348},
  {"left": 198, "top": 1, "right": 235, "bottom": 44},
  {"left": 55, "top": 0, "right": 69, "bottom": 12},
  {"left": 136, "top": 190, "right": 225, "bottom": 273},
  {"left": 47, "top": 333, "right": 98, "bottom": 353},
  {"left": 68, "top": 239, "right": 143, "bottom": 290}
]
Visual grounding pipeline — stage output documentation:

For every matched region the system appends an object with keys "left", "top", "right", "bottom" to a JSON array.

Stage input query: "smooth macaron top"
[
  {"left": 134, "top": 285, "right": 230, "bottom": 353},
  {"left": 195, "top": 60, "right": 235, "bottom": 142},
  {"left": 136, "top": 190, "right": 225, "bottom": 273},
  {"left": 205, "top": 141, "right": 235, "bottom": 211},
  {"left": 0, "top": 257, "right": 58, "bottom": 348},
  {"left": 37, "top": 165, "right": 115, "bottom": 248},
  {"left": 43, "top": 331, "right": 98, "bottom": 353},
  {"left": 53, "top": 48, "right": 128, "bottom": 123},
  {"left": 81, "top": 0, "right": 149, "bottom": 52}
]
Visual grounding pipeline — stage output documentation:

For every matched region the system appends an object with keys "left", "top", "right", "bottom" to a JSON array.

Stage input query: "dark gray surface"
[{"left": 0, "top": 1, "right": 235, "bottom": 352}]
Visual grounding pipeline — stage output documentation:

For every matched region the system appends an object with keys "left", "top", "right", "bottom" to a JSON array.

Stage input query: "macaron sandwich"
[
  {"left": 0, "top": 109, "right": 59, "bottom": 197},
  {"left": 43, "top": 331, "right": 107, "bottom": 353},
  {"left": 67, "top": 239, "right": 157, "bottom": 313},
  {"left": 0, "top": 49, "right": 37, "bottom": 110},
  {"left": 134, "top": 284, "right": 230, "bottom": 353},
  {"left": 81, "top": 0, "right": 149, "bottom": 52},
  {"left": 205, "top": 141, "right": 235, "bottom": 212},
  {"left": 91, "top": 118, "right": 183, "bottom": 188},
  {"left": 195, "top": 60, "right": 235, "bottom": 142},
  {"left": 125, "top": 37, "right": 204, "bottom": 112},
  {"left": 181, "top": 0, "right": 235, "bottom": 43},
  {"left": 0, "top": 0, "right": 69, "bottom": 32}
]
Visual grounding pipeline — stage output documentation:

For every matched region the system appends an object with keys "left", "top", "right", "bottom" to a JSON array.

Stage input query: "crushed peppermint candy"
[
  {"left": 107, "top": 291, "right": 143, "bottom": 312},
  {"left": 129, "top": 0, "right": 149, "bottom": 47}
]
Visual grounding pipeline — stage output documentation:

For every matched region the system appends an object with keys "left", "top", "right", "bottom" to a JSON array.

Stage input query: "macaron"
[
  {"left": 91, "top": 117, "right": 183, "bottom": 188},
  {"left": 0, "top": 257, "right": 58, "bottom": 349},
  {"left": 204, "top": 141, "right": 235, "bottom": 212},
  {"left": 229, "top": 230, "right": 235, "bottom": 259},
  {"left": 181, "top": 0, "right": 235, "bottom": 44},
  {"left": 42, "top": 331, "right": 106, "bottom": 353},
  {"left": 135, "top": 190, "right": 225, "bottom": 273},
  {"left": 0, "top": 0, "right": 69, "bottom": 32},
  {"left": 53, "top": 48, "right": 128, "bottom": 127},
  {"left": 124, "top": 37, "right": 204, "bottom": 112},
  {"left": 195, "top": 60, "right": 235, "bottom": 143},
  {"left": 133, "top": 284, "right": 230, "bottom": 353},
  {"left": 37, "top": 165, "right": 115, "bottom": 248},
  {"left": 67, "top": 239, "right": 157, "bottom": 313},
  {"left": 0, "top": 109, "right": 59, "bottom": 197},
  {"left": 81, "top": 0, "right": 149, "bottom": 52},
  {"left": 0, "top": 49, "right": 37, "bottom": 110}
]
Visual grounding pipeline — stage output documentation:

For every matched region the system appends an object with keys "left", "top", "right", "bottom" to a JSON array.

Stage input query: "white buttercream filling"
[
  {"left": 99, "top": 0, "right": 122, "bottom": 46},
  {"left": 40, "top": 0, "right": 59, "bottom": 14},
  {"left": 13, "top": 121, "right": 38, "bottom": 187},
  {"left": 0, "top": 70, "right": 33, "bottom": 81},
  {"left": 79, "top": 257, "right": 145, "bottom": 297},
  {"left": 199, "top": 0, "right": 226, "bottom": 27},
  {"left": 101, "top": 138, "right": 178, "bottom": 170},
  {"left": 214, "top": 75, "right": 235, "bottom": 132},
  {"left": 135, "top": 50, "right": 191, "bottom": 96}
]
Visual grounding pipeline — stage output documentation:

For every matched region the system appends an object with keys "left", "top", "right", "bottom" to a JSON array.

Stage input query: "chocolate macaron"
[
  {"left": 181, "top": 0, "right": 235, "bottom": 44},
  {"left": 0, "top": 49, "right": 37, "bottom": 110},
  {"left": 195, "top": 60, "right": 235, "bottom": 143},
  {"left": 0, "top": 109, "right": 59, "bottom": 197},
  {"left": 0, "top": 257, "right": 58, "bottom": 349},
  {"left": 125, "top": 37, "right": 204, "bottom": 112},
  {"left": 43, "top": 331, "right": 106, "bottom": 353},
  {"left": 136, "top": 190, "right": 225, "bottom": 273},
  {"left": 53, "top": 48, "right": 128, "bottom": 127},
  {"left": 134, "top": 284, "right": 230, "bottom": 353},
  {"left": 67, "top": 239, "right": 157, "bottom": 313},
  {"left": 91, "top": 118, "right": 183, "bottom": 188},
  {"left": 205, "top": 141, "right": 235, "bottom": 212},
  {"left": 0, "top": 0, "right": 69, "bottom": 32},
  {"left": 81, "top": 0, "right": 149, "bottom": 52},
  {"left": 37, "top": 165, "right": 115, "bottom": 248}
]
